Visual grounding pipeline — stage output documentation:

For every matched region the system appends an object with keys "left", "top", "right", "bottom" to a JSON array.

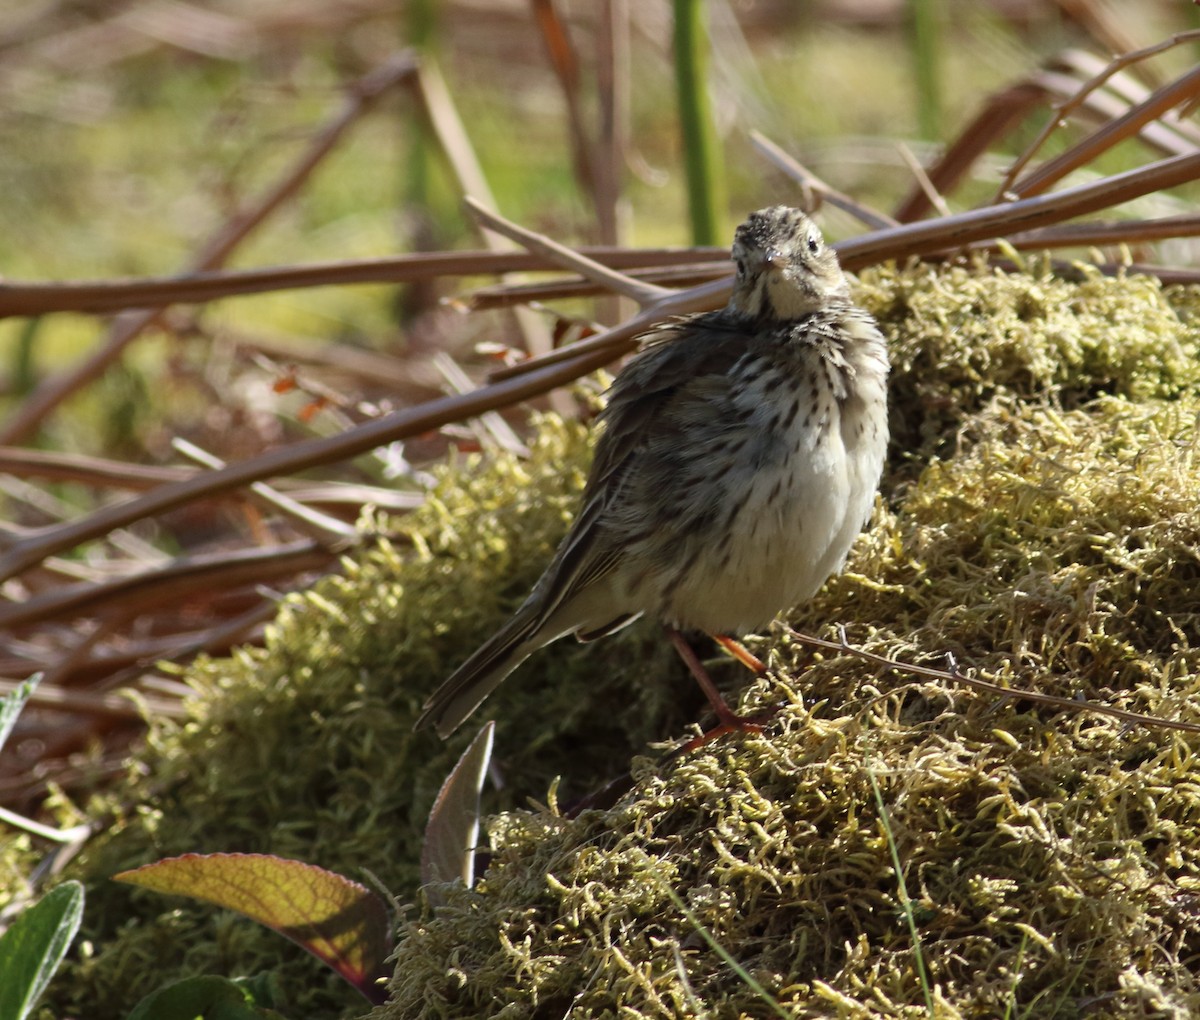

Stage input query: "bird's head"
[{"left": 728, "top": 206, "right": 848, "bottom": 320}]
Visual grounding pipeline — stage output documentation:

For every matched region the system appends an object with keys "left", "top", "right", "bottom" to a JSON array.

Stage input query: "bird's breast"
[{"left": 647, "top": 337, "right": 888, "bottom": 635}]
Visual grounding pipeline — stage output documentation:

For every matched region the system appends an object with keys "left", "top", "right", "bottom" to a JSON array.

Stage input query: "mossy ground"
[{"left": 15, "top": 259, "right": 1200, "bottom": 1017}]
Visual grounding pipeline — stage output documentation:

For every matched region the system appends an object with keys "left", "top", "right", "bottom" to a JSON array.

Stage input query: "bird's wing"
[{"left": 524, "top": 313, "right": 753, "bottom": 626}]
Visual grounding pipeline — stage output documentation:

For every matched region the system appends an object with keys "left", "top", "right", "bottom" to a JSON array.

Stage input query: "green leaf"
[
  {"left": 0, "top": 880, "right": 84, "bottom": 1020},
  {"left": 114, "top": 854, "right": 390, "bottom": 1003},
  {"left": 126, "top": 974, "right": 280, "bottom": 1020},
  {"left": 421, "top": 720, "right": 494, "bottom": 894},
  {"left": 0, "top": 674, "right": 41, "bottom": 754}
]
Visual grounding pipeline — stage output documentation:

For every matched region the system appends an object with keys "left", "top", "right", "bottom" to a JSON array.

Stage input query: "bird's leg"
[
  {"left": 713, "top": 634, "right": 767, "bottom": 675},
  {"left": 666, "top": 626, "right": 764, "bottom": 734}
]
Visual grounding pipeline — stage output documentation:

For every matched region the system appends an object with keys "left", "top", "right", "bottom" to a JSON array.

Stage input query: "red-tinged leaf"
[{"left": 114, "top": 854, "right": 390, "bottom": 1003}]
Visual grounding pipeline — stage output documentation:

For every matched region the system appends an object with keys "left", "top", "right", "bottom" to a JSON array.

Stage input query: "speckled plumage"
[{"left": 417, "top": 207, "right": 890, "bottom": 737}]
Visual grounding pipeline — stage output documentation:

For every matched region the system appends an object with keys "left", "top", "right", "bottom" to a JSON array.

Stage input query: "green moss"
[
  {"left": 381, "top": 697, "right": 1200, "bottom": 1016},
  {"left": 373, "top": 266, "right": 1200, "bottom": 1018},
  {"left": 19, "top": 263, "right": 1200, "bottom": 1017},
  {"left": 857, "top": 260, "right": 1199, "bottom": 470},
  {"left": 41, "top": 416, "right": 695, "bottom": 1019}
]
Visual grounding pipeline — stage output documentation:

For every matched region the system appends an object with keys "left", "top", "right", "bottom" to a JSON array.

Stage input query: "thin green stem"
[
  {"left": 673, "top": 0, "right": 723, "bottom": 245},
  {"left": 663, "top": 884, "right": 792, "bottom": 1020},
  {"left": 908, "top": 0, "right": 943, "bottom": 140},
  {"left": 866, "top": 762, "right": 936, "bottom": 1015}
]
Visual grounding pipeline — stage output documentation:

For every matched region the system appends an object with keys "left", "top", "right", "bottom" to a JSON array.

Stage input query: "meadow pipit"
[{"left": 418, "top": 206, "right": 890, "bottom": 737}]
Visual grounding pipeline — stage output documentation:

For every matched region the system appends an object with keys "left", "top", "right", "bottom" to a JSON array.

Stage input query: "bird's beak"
[{"left": 761, "top": 248, "right": 785, "bottom": 271}]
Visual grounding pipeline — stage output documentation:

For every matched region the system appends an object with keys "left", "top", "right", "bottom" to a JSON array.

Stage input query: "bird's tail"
[{"left": 415, "top": 605, "right": 542, "bottom": 738}]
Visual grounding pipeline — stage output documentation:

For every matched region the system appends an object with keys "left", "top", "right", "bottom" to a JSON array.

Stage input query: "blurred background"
[{"left": 1, "top": 0, "right": 1197, "bottom": 463}]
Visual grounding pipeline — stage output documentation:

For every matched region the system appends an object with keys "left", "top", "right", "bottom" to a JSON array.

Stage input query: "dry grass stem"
[
  {"left": 0, "top": 680, "right": 187, "bottom": 722},
  {"left": 464, "top": 197, "right": 671, "bottom": 306},
  {"left": 430, "top": 352, "right": 531, "bottom": 457},
  {"left": 532, "top": 0, "right": 596, "bottom": 206},
  {"left": 463, "top": 262, "right": 729, "bottom": 310},
  {"left": 413, "top": 59, "right": 563, "bottom": 398},
  {"left": 171, "top": 439, "right": 359, "bottom": 541},
  {"left": 749, "top": 130, "right": 900, "bottom": 229},
  {"left": 998, "top": 29, "right": 1200, "bottom": 195},
  {"left": 1009, "top": 63, "right": 1200, "bottom": 200},
  {"left": 787, "top": 628, "right": 1200, "bottom": 737},
  {"left": 0, "top": 540, "right": 335, "bottom": 630},
  {"left": 0, "top": 339, "right": 624, "bottom": 582},
  {"left": 0, "top": 247, "right": 727, "bottom": 319}
]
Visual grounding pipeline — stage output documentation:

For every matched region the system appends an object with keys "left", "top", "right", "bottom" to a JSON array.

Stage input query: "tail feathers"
[{"left": 416, "top": 611, "right": 541, "bottom": 738}]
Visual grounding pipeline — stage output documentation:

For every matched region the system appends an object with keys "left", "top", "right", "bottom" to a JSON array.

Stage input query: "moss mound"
[
  {"left": 381, "top": 390, "right": 1200, "bottom": 1017},
  {"left": 375, "top": 264, "right": 1200, "bottom": 1019},
  {"left": 42, "top": 420, "right": 691, "bottom": 1019},
  {"left": 15, "top": 261, "right": 1200, "bottom": 1017},
  {"left": 856, "top": 258, "right": 1199, "bottom": 471}
]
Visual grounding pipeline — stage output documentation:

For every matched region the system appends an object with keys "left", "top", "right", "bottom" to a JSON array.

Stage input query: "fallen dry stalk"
[
  {"left": 999, "top": 29, "right": 1200, "bottom": 196},
  {"left": 788, "top": 629, "right": 1200, "bottom": 738},
  {"left": 0, "top": 338, "right": 623, "bottom": 582},
  {"left": 0, "top": 540, "right": 336, "bottom": 629},
  {"left": 0, "top": 246, "right": 727, "bottom": 319}
]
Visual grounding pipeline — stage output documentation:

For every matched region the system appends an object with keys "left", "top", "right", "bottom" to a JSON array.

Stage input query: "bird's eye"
[
  {"left": 734, "top": 258, "right": 747, "bottom": 278},
  {"left": 807, "top": 236, "right": 820, "bottom": 254}
]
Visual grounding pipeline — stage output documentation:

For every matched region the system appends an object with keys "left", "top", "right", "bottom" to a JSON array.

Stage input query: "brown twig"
[
  {"left": 749, "top": 130, "right": 899, "bottom": 230},
  {"left": 896, "top": 141, "right": 951, "bottom": 218},
  {"left": 1053, "top": 0, "right": 1163, "bottom": 89},
  {"left": 893, "top": 49, "right": 1200, "bottom": 224},
  {"left": 171, "top": 439, "right": 358, "bottom": 541},
  {"left": 594, "top": 0, "right": 629, "bottom": 252},
  {"left": 412, "top": 57, "right": 564, "bottom": 418},
  {"left": 0, "top": 540, "right": 337, "bottom": 629},
  {"left": 486, "top": 275, "right": 731, "bottom": 381},
  {"left": 998, "top": 30, "right": 1200, "bottom": 198},
  {"left": 0, "top": 447, "right": 192, "bottom": 489},
  {"left": 787, "top": 627, "right": 1200, "bottom": 737},
  {"left": 1008, "top": 63, "right": 1200, "bottom": 200},
  {"left": 839, "top": 150, "right": 1200, "bottom": 269},
  {"left": 0, "top": 679, "right": 187, "bottom": 721},
  {"left": 0, "top": 246, "right": 727, "bottom": 319},
  {"left": 431, "top": 352, "right": 530, "bottom": 456},
  {"left": 0, "top": 607, "right": 270, "bottom": 691},
  {"left": 0, "top": 336, "right": 628, "bottom": 582},
  {"left": 894, "top": 81, "right": 1047, "bottom": 222},
  {"left": 1051, "top": 49, "right": 1200, "bottom": 149},
  {"left": 532, "top": 0, "right": 596, "bottom": 204},
  {"left": 464, "top": 197, "right": 671, "bottom": 306},
  {"left": 1003, "top": 212, "right": 1200, "bottom": 248},
  {"left": 0, "top": 447, "right": 421, "bottom": 515},
  {"left": 463, "top": 262, "right": 728, "bottom": 310},
  {"left": 492, "top": 148, "right": 1200, "bottom": 387}
]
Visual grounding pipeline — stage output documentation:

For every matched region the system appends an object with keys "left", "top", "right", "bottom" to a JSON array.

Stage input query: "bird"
[{"left": 416, "top": 205, "right": 890, "bottom": 738}]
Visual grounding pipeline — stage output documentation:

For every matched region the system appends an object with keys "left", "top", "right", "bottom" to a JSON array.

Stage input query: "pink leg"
[{"left": 666, "top": 627, "right": 765, "bottom": 735}]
